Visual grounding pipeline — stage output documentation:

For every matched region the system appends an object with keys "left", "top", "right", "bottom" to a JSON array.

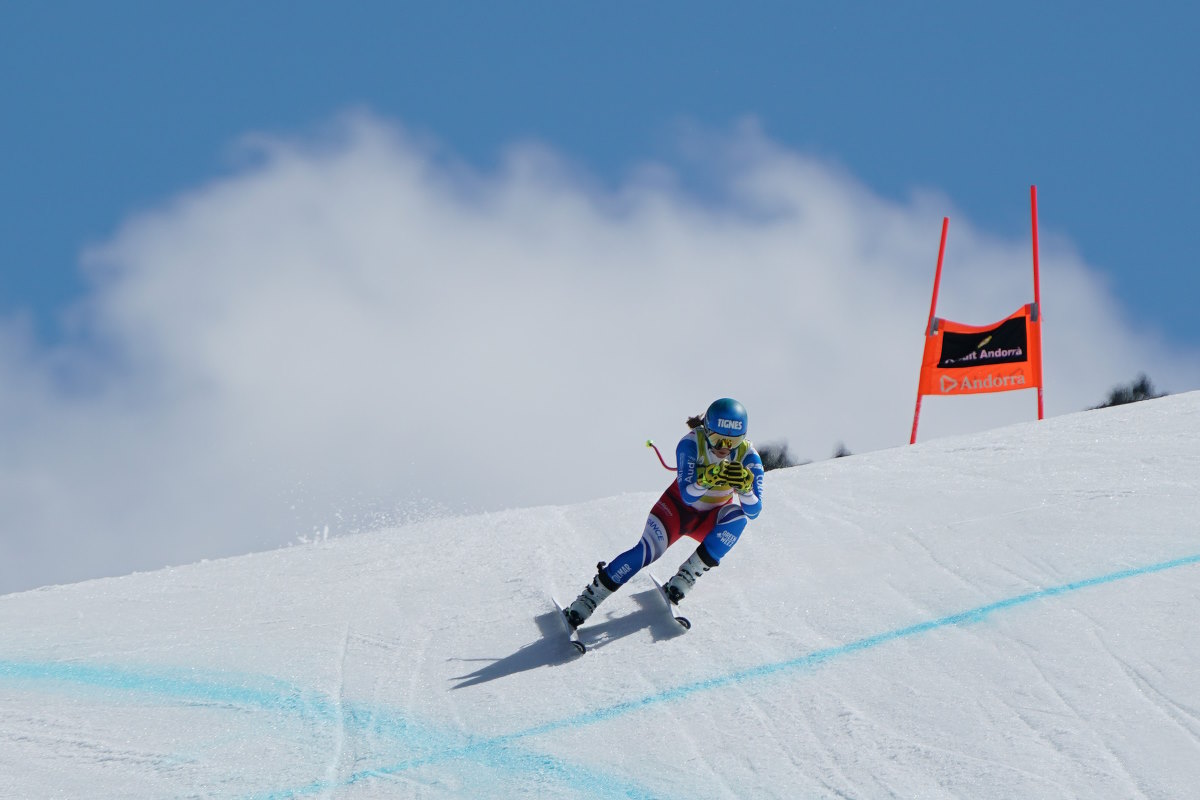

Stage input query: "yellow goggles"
[{"left": 706, "top": 430, "right": 745, "bottom": 450}]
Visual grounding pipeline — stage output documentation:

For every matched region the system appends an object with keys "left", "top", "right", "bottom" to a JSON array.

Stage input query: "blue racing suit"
[{"left": 601, "top": 429, "right": 764, "bottom": 588}]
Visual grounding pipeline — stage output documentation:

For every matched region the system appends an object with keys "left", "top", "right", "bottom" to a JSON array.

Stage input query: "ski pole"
[{"left": 646, "top": 440, "right": 676, "bottom": 471}]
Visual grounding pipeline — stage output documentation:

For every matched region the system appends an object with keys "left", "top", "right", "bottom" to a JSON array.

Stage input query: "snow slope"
[{"left": 2, "top": 392, "right": 1200, "bottom": 799}]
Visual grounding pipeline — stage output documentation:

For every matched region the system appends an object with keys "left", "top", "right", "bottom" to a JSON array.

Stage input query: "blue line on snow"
[
  {"left": 329, "top": 550, "right": 1200, "bottom": 788},
  {"left": 512, "top": 551, "right": 1200, "bottom": 738},
  {"left": 3, "top": 551, "right": 1199, "bottom": 798},
  {"left": 0, "top": 662, "right": 661, "bottom": 799}
]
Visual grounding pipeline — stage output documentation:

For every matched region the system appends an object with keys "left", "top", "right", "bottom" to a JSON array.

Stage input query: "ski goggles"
[{"left": 706, "top": 430, "right": 745, "bottom": 451}]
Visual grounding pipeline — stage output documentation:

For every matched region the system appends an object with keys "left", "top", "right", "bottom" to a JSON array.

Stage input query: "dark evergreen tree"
[
  {"left": 757, "top": 441, "right": 809, "bottom": 472},
  {"left": 1091, "top": 374, "right": 1166, "bottom": 409}
]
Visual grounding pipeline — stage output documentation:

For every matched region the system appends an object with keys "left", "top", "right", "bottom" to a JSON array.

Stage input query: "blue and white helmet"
[{"left": 704, "top": 398, "right": 748, "bottom": 445}]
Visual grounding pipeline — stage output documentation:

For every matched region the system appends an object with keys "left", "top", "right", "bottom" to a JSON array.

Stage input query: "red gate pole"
[
  {"left": 1030, "top": 185, "right": 1044, "bottom": 420},
  {"left": 910, "top": 217, "right": 950, "bottom": 444}
]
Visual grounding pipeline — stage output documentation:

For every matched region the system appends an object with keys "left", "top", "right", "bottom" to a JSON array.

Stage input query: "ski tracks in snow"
[
  {"left": 7, "top": 551, "right": 1200, "bottom": 798},
  {"left": 318, "top": 623, "right": 351, "bottom": 800}
]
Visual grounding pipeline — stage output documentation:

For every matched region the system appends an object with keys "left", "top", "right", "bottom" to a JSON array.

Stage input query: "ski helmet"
[{"left": 704, "top": 398, "right": 748, "bottom": 441}]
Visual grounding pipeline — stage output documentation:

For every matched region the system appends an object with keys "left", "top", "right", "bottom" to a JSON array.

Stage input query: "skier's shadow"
[{"left": 449, "top": 589, "right": 686, "bottom": 690}]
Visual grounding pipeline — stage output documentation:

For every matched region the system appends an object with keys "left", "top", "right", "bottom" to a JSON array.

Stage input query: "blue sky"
[
  {"left": 3, "top": 2, "right": 1197, "bottom": 347},
  {"left": 2, "top": 2, "right": 1199, "bottom": 592}
]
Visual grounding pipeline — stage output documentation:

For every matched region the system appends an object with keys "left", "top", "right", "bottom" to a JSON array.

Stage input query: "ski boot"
[
  {"left": 664, "top": 546, "right": 719, "bottom": 605},
  {"left": 565, "top": 562, "right": 618, "bottom": 628}
]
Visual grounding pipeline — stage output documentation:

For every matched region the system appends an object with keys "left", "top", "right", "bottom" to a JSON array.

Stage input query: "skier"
[{"left": 564, "top": 398, "right": 765, "bottom": 628}]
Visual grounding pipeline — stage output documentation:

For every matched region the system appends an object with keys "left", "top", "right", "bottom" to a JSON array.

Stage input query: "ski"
[
  {"left": 649, "top": 574, "right": 691, "bottom": 630},
  {"left": 551, "top": 597, "right": 587, "bottom": 654}
]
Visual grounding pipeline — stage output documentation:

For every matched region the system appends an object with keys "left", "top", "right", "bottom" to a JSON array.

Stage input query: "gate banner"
[{"left": 917, "top": 304, "right": 1043, "bottom": 397}]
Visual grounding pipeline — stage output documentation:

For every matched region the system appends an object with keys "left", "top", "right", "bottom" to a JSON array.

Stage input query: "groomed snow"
[{"left": 3, "top": 392, "right": 1199, "bottom": 799}]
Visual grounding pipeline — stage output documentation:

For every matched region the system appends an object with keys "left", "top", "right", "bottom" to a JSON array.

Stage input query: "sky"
[
  {"left": 2, "top": 3, "right": 1199, "bottom": 592},
  {"left": 2, "top": 393, "right": 1199, "bottom": 797}
]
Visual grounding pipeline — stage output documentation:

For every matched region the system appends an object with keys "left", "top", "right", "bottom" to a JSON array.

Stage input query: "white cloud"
[{"left": 2, "top": 112, "right": 1196, "bottom": 592}]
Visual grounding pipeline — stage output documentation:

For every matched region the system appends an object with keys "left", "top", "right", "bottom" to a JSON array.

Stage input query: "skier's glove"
[
  {"left": 718, "top": 461, "right": 755, "bottom": 494},
  {"left": 697, "top": 462, "right": 725, "bottom": 488}
]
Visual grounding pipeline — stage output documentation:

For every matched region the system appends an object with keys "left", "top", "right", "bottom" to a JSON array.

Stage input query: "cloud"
[{"left": 2, "top": 112, "right": 1197, "bottom": 592}]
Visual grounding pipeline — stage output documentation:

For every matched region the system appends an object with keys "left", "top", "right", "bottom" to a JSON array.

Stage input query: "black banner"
[{"left": 937, "top": 315, "right": 1029, "bottom": 369}]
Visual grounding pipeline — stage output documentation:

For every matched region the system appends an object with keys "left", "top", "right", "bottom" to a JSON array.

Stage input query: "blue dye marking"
[
  {"left": 251, "top": 743, "right": 663, "bottom": 800},
  {"left": 341, "top": 550, "right": 1200, "bottom": 787},
  {"left": 510, "top": 551, "right": 1200, "bottom": 738},
  {"left": 4, "top": 551, "right": 1199, "bottom": 799},
  {"left": 0, "top": 662, "right": 661, "bottom": 800},
  {"left": 0, "top": 661, "right": 334, "bottom": 717}
]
